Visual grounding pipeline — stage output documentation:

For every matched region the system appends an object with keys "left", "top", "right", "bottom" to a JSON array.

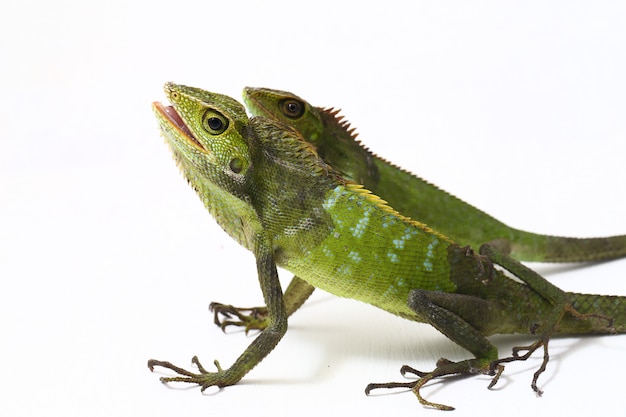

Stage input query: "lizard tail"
[
  {"left": 558, "top": 292, "right": 626, "bottom": 334},
  {"left": 509, "top": 233, "right": 626, "bottom": 263}
]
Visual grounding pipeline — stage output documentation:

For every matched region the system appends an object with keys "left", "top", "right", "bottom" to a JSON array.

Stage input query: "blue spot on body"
[
  {"left": 382, "top": 285, "right": 400, "bottom": 298},
  {"left": 387, "top": 252, "right": 399, "bottom": 263},
  {"left": 337, "top": 264, "right": 352, "bottom": 275},
  {"left": 323, "top": 186, "right": 343, "bottom": 210},
  {"left": 348, "top": 251, "right": 362, "bottom": 263},
  {"left": 423, "top": 260, "right": 433, "bottom": 271},
  {"left": 423, "top": 237, "right": 439, "bottom": 272},
  {"left": 351, "top": 212, "right": 370, "bottom": 239}
]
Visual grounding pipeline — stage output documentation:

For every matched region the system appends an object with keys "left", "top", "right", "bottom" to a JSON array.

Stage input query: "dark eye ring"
[
  {"left": 279, "top": 99, "right": 305, "bottom": 119},
  {"left": 202, "top": 109, "right": 228, "bottom": 135}
]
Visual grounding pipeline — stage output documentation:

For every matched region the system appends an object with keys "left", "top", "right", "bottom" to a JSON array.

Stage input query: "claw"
[
  {"left": 491, "top": 338, "right": 548, "bottom": 394},
  {"left": 147, "top": 356, "right": 228, "bottom": 390},
  {"left": 209, "top": 302, "right": 269, "bottom": 333}
]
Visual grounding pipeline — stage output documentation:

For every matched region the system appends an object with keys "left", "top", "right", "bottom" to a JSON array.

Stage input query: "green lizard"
[{"left": 149, "top": 82, "right": 625, "bottom": 410}]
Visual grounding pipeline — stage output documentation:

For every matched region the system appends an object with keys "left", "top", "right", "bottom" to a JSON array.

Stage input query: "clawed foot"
[
  {"left": 209, "top": 302, "right": 269, "bottom": 333},
  {"left": 492, "top": 338, "right": 549, "bottom": 394},
  {"left": 148, "top": 356, "right": 232, "bottom": 391},
  {"left": 365, "top": 358, "right": 499, "bottom": 411},
  {"left": 366, "top": 336, "right": 564, "bottom": 410}
]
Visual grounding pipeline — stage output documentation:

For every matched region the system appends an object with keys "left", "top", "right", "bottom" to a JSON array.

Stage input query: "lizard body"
[{"left": 149, "top": 83, "right": 625, "bottom": 410}]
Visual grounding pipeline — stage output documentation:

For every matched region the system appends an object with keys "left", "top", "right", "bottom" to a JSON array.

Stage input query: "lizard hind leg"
[
  {"left": 478, "top": 243, "right": 615, "bottom": 394},
  {"left": 365, "top": 357, "right": 503, "bottom": 411},
  {"left": 365, "top": 290, "right": 504, "bottom": 410}
]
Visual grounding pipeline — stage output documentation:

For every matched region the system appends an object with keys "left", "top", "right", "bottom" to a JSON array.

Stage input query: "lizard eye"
[
  {"left": 279, "top": 99, "right": 305, "bottom": 119},
  {"left": 202, "top": 109, "right": 229, "bottom": 135}
]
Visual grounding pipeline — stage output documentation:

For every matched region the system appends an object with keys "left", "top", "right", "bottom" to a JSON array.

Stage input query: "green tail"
[
  {"left": 563, "top": 292, "right": 626, "bottom": 334},
  {"left": 374, "top": 159, "right": 626, "bottom": 263}
]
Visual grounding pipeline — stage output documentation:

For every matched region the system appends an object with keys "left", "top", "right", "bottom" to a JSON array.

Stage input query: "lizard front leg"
[
  {"left": 211, "top": 275, "right": 315, "bottom": 332},
  {"left": 148, "top": 234, "right": 288, "bottom": 390}
]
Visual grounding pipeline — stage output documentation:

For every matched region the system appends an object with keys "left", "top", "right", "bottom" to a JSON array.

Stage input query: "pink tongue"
[{"left": 163, "top": 106, "right": 195, "bottom": 139}]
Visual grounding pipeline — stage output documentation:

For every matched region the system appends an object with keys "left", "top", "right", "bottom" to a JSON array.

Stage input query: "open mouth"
[{"left": 153, "top": 102, "right": 204, "bottom": 149}]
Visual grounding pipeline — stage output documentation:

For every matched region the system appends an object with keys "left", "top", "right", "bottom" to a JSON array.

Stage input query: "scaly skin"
[
  {"left": 149, "top": 83, "right": 625, "bottom": 410},
  {"left": 243, "top": 87, "right": 626, "bottom": 264}
]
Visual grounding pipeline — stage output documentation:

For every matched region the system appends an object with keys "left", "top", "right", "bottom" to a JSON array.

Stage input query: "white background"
[{"left": 2, "top": 1, "right": 625, "bottom": 415}]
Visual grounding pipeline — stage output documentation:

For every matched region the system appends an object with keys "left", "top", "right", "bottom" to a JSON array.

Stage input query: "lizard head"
[
  {"left": 243, "top": 87, "right": 326, "bottom": 146},
  {"left": 242, "top": 87, "right": 377, "bottom": 187},
  {"left": 153, "top": 82, "right": 257, "bottom": 248},
  {"left": 154, "top": 82, "right": 252, "bottom": 192}
]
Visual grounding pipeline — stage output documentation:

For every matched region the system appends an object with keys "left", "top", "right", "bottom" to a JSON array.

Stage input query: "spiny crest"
[
  {"left": 319, "top": 107, "right": 383, "bottom": 158},
  {"left": 343, "top": 182, "right": 454, "bottom": 243},
  {"left": 320, "top": 105, "right": 454, "bottom": 199},
  {"left": 320, "top": 107, "right": 360, "bottom": 140}
]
